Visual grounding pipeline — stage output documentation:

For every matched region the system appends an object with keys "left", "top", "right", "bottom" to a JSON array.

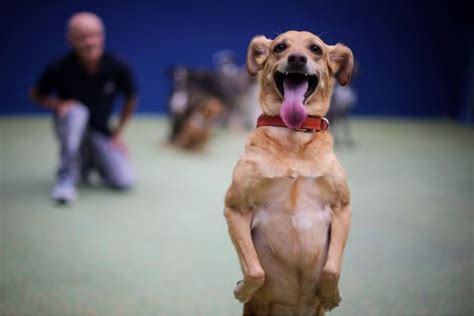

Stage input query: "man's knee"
[
  {"left": 55, "top": 103, "right": 89, "bottom": 149},
  {"left": 105, "top": 162, "right": 135, "bottom": 190},
  {"left": 60, "top": 102, "right": 90, "bottom": 126},
  {"left": 70, "top": 102, "right": 89, "bottom": 117},
  {"left": 87, "top": 131, "right": 135, "bottom": 190},
  {"left": 109, "top": 171, "right": 135, "bottom": 190}
]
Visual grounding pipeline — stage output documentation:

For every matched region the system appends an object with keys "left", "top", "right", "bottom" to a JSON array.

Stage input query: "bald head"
[
  {"left": 67, "top": 12, "right": 105, "bottom": 63},
  {"left": 67, "top": 12, "right": 104, "bottom": 39}
]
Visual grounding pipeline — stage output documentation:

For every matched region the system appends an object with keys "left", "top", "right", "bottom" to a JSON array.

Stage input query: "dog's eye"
[
  {"left": 310, "top": 44, "right": 322, "bottom": 55},
  {"left": 273, "top": 43, "right": 287, "bottom": 53}
]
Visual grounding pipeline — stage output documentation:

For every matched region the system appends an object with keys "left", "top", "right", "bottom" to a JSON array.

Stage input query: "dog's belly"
[{"left": 251, "top": 176, "right": 331, "bottom": 309}]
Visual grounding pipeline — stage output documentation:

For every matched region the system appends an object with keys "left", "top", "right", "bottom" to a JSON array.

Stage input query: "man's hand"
[
  {"left": 57, "top": 99, "right": 78, "bottom": 118},
  {"left": 29, "top": 88, "right": 80, "bottom": 117},
  {"left": 111, "top": 131, "right": 129, "bottom": 155},
  {"left": 110, "top": 96, "right": 137, "bottom": 156}
]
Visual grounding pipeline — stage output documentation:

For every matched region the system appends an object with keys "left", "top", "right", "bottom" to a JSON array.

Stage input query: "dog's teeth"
[
  {"left": 305, "top": 73, "right": 308, "bottom": 77},
  {"left": 285, "top": 72, "right": 288, "bottom": 75}
]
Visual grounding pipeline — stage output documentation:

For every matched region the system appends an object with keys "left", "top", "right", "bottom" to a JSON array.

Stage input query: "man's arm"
[
  {"left": 110, "top": 96, "right": 138, "bottom": 154},
  {"left": 29, "top": 88, "right": 76, "bottom": 118},
  {"left": 29, "top": 87, "right": 62, "bottom": 111},
  {"left": 112, "top": 96, "right": 138, "bottom": 136},
  {"left": 113, "top": 58, "right": 138, "bottom": 137}
]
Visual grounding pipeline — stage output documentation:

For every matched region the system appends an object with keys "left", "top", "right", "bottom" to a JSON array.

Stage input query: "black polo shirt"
[{"left": 35, "top": 52, "right": 137, "bottom": 136}]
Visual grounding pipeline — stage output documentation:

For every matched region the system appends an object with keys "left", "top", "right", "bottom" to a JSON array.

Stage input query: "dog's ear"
[
  {"left": 247, "top": 35, "right": 272, "bottom": 76},
  {"left": 328, "top": 43, "right": 354, "bottom": 86}
]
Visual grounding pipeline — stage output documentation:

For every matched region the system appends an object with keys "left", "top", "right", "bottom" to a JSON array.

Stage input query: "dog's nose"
[{"left": 288, "top": 54, "right": 307, "bottom": 68}]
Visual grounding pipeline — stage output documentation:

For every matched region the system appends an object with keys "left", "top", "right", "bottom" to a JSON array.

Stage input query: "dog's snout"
[{"left": 288, "top": 54, "right": 307, "bottom": 68}]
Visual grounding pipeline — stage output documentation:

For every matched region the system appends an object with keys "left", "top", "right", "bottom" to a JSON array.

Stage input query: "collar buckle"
[{"left": 321, "top": 118, "right": 330, "bottom": 130}]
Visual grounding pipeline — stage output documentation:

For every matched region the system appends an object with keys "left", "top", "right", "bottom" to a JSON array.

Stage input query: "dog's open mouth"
[
  {"left": 273, "top": 71, "right": 319, "bottom": 128},
  {"left": 273, "top": 71, "right": 318, "bottom": 103}
]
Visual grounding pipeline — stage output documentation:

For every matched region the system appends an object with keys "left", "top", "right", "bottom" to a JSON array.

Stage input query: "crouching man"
[{"left": 30, "top": 12, "right": 138, "bottom": 204}]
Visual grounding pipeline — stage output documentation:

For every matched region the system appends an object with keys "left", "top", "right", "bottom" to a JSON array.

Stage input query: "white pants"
[{"left": 53, "top": 103, "right": 134, "bottom": 190}]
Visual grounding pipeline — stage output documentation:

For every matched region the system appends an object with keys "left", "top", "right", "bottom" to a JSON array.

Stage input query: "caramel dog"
[{"left": 224, "top": 31, "right": 353, "bottom": 315}]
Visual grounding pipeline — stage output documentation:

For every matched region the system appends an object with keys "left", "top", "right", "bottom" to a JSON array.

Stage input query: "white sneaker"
[{"left": 51, "top": 179, "right": 77, "bottom": 204}]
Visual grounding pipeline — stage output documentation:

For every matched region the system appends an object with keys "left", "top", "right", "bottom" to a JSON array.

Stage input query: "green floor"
[{"left": 0, "top": 116, "right": 473, "bottom": 316}]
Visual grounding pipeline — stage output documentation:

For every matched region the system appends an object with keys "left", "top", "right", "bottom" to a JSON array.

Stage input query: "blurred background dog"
[
  {"left": 326, "top": 62, "right": 359, "bottom": 146},
  {"left": 166, "top": 50, "right": 259, "bottom": 151}
]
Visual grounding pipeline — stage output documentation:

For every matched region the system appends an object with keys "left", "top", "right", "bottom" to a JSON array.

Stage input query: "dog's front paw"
[
  {"left": 320, "top": 288, "right": 341, "bottom": 311},
  {"left": 318, "top": 273, "right": 342, "bottom": 311},
  {"left": 233, "top": 279, "right": 263, "bottom": 303}
]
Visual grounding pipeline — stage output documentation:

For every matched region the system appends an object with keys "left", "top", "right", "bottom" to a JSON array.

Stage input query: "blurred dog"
[
  {"left": 326, "top": 63, "right": 358, "bottom": 146},
  {"left": 224, "top": 31, "right": 353, "bottom": 315},
  {"left": 213, "top": 50, "right": 260, "bottom": 129},
  {"left": 167, "top": 54, "right": 260, "bottom": 152},
  {"left": 173, "top": 94, "right": 223, "bottom": 151},
  {"left": 167, "top": 67, "right": 224, "bottom": 151}
]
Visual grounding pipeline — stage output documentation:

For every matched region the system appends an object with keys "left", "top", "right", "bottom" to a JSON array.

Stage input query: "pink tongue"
[{"left": 280, "top": 78, "right": 308, "bottom": 128}]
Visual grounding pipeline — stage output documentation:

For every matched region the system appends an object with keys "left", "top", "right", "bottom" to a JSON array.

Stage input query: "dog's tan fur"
[{"left": 224, "top": 31, "right": 353, "bottom": 315}]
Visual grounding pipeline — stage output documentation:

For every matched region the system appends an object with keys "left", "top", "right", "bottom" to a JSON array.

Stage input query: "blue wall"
[{"left": 1, "top": 0, "right": 472, "bottom": 118}]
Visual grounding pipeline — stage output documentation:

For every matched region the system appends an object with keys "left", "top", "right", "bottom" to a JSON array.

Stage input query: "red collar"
[{"left": 256, "top": 115, "right": 329, "bottom": 132}]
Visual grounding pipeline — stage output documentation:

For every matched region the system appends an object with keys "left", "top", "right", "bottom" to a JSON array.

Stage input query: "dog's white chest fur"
[
  {"left": 250, "top": 176, "right": 331, "bottom": 305},
  {"left": 292, "top": 207, "right": 324, "bottom": 231}
]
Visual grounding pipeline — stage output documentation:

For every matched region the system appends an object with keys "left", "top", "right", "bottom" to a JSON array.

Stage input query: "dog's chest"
[{"left": 251, "top": 176, "right": 331, "bottom": 268}]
